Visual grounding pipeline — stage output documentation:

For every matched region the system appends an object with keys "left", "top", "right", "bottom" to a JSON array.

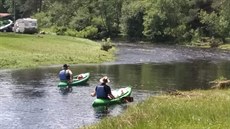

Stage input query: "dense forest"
[{"left": 1, "top": 0, "right": 230, "bottom": 44}]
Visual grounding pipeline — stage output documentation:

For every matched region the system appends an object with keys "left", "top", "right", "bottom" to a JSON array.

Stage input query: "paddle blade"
[{"left": 122, "top": 97, "right": 134, "bottom": 103}]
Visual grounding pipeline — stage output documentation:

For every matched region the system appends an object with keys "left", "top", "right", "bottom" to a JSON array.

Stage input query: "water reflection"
[
  {"left": 93, "top": 104, "right": 129, "bottom": 119},
  {"left": 94, "top": 106, "right": 111, "bottom": 118},
  {"left": 9, "top": 62, "right": 223, "bottom": 92}
]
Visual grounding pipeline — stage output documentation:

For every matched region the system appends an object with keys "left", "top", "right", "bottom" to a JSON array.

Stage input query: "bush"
[
  {"left": 209, "top": 37, "right": 223, "bottom": 48},
  {"left": 101, "top": 38, "right": 114, "bottom": 51},
  {"left": 54, "top": 26, "right": 67, "bottom": 35},
  {"left": 33, "top": 12, "right": 52, "bottom": 28},
  {"left": 65, "top": 29, "right": 77, "bottom": 37},
  {"left": 76, "top": 26, "right": 98, "bottom": 39}
]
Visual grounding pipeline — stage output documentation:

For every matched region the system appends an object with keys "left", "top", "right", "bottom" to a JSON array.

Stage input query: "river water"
[{"left": 1, "top": 43, "right": 230, "bottom": 129}]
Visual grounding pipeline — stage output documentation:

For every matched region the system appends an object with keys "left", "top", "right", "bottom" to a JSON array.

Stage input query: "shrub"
[
  {"left": 209, "top": 37, "right": 223, "bottom": 48},
  {"left": 65, "top": 29, "right": 77, "bottom": 37},
  {"left": 33, "top": 12, "right": 52, "bottom": 28},
  {"left": 101, "top": 38, "right": 114, "bottom": 51},
  {"left": 76, "top": 26, "right": 98, "bottom": 39},
  {"left": 54, "top": 26, "right": 67, "bottom": 35}
]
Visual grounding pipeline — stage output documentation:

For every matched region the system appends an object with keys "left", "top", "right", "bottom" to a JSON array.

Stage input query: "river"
[{"left": 1, "top": 43, "right": 230, "bottom": 129}]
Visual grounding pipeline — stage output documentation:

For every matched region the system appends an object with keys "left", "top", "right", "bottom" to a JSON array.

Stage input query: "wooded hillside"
[{"left": 1, "top": 0, "right": 230, "bottom": 44}]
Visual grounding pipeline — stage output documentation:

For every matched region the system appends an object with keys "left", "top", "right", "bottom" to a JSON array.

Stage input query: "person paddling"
[
  {"left": 91, "top": 76, "right": 115, "bottom": 99},
  {"left": 59, "top": 64, "right": 73, "bottom": 91}
]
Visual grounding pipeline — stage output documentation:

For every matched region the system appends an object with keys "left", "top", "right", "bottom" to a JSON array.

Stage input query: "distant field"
[{"left": 0, "top": 33, "right": 115, "bottom": 69}]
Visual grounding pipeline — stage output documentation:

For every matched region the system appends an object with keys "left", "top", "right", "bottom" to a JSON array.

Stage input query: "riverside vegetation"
[
  {"left": 0, "top": 33, "right": 115, "bottom": 69},
  {"left": 2, "top": 0, "right": 230, "bottom": 45},
  {"left": 84, "top": 89, "right": 230, "bottom": 129}
]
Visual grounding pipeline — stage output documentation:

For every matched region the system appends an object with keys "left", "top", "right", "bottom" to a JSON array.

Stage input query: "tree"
[
  {"left": 0, "top": 0, "right": 8, "bottom": 12},
  {"left": 94, "top": 0, "right": 123, "bottom": 37},
  {"left": 196, "top": 0, "right": 230, "bottom": 42},
  {"left": 4, "top": 0, "right": 43, "bottom": 19},
  {"left": 121, "top": 0, "right": 145, "bottom": 41},
  {"left": 143, "top": 0, "right": 191, "bottom": 42}
]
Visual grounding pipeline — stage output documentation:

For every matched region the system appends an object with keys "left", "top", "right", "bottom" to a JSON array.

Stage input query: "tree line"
[{"left": 1, "top": 0, "right": 230, "bottom": 44}]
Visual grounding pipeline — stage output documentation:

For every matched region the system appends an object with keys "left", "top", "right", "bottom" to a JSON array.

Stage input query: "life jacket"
[
  {"left": 96, "top": 85, "right": 107, "bottom": 99},
  {"left": 59, "top": 70, "right": 70, "bottom": 81}
]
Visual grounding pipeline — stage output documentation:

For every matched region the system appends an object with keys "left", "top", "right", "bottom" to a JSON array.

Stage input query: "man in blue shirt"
[{"left": 91, "top": 76, "right": 115, "bottom": 99}]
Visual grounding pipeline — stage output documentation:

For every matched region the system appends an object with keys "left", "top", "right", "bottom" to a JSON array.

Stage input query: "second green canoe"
[{"left": 58, "top": 72, "right": 90, "bottom": 88}]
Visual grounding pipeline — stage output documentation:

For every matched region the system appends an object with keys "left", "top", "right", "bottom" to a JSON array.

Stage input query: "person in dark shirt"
[{"left": 91, "top": 76, "right": 115, "bottom": 99}]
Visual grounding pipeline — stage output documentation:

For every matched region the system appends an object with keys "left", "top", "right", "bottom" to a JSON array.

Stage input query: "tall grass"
[
  {"left": 84, "top": 90, "right": 230, "bottom": 129},
  {"left": 0, "top": 33, "right": 115, "bottom": 69}
]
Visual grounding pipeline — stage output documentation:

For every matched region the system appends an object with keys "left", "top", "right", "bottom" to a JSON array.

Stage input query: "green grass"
[
  {"left": 0, "top": 33, "right": 115, "bottom": 69},
  {"left": 218, "top": 44, "right": 230, "bottom": 50},
  {"left": 84, "top": 90, "right": 230, "bottom": 129}
]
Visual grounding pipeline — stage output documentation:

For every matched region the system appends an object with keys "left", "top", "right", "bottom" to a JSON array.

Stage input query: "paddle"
[{"left": 121, "top": 96, "right": 134, "bottom": 103}]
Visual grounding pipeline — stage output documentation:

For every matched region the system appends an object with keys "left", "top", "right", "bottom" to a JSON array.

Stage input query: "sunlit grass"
[
  {"left": 0, "top": 33, "right": 115, "bottom": 69},
  {"left": 84, "top": 90, "right": 230, "bottom": 129},
  {"left": 213, "top": 38, "right": 230, "bottom": 50},
  {"left": 218, "top": 44, "right": 230, "bottom": 50}
]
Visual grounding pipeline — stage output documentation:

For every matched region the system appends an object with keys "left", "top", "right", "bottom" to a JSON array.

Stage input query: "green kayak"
[
  {"left": 92, "top": 87, "right": 132, "bottom": 107},
  {"left": 58, "top": 72, "right": 90, "bottom": 88}
]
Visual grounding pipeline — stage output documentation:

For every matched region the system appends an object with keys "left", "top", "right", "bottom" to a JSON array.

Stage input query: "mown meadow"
[{"left": 0, "top": 33, "right": 115, "bottom": 69}]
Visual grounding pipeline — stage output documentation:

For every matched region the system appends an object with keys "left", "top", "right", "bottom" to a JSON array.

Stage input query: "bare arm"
[
  {"left": 108, "top": 93, "right": 115, "bottom": 99},
  {"left": 106, "top": 85, "right": 115, "bottom": 99},
  {"left": 69, "top": 70, "right": 73, "bottom": 80},
  {"left": 91, "top": 91, "right": 96, "bottom": 97}
]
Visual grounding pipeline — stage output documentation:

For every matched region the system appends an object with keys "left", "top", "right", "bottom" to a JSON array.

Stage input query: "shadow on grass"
[{"left": 0, "top": 32, "right": 28, "bottom": 38}]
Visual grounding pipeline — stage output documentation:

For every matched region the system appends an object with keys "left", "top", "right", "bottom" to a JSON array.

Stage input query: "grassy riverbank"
[
  {"left": 0, "top": 33, "right": 115, "bottom": 69},
  {"left": 85, "top": 89, "right": 230, "bottom": 129}
]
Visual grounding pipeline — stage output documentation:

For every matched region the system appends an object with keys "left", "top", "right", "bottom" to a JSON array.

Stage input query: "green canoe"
[
  {"left": 58, "top": 72, "right": 90, "bottom": 88},
  {"left": 92, "top": 87, "right": 132, "bottom": 107}
]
